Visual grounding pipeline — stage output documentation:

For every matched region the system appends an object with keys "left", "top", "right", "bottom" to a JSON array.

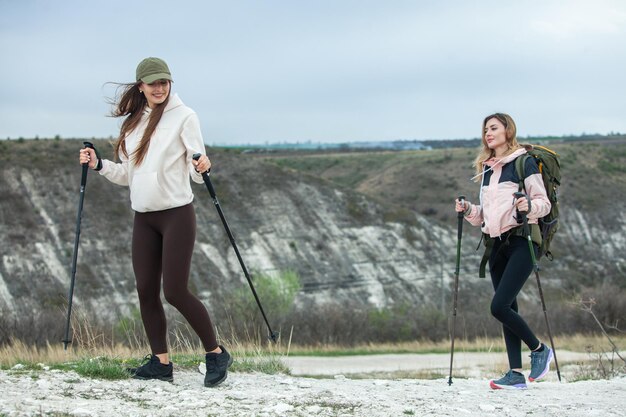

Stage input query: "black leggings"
[
  {"left": 489, "top": 235, "right": 540, "bottom": 369},
  {"left": 132, "top": 203, "right": 218, "bottom": 354}
]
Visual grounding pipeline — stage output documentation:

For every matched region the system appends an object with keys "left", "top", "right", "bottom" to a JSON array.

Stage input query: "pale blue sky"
[{"left": 1, "top": 0, "right": 624, "bottom": 145}]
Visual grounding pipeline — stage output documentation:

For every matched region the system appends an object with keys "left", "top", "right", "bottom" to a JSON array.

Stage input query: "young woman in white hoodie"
[
  {"left": 79, "top": 57, "right": 231, "bottom": 387},
  {"left": 454, "top": 113, "right": 554, "bottom": 389}
]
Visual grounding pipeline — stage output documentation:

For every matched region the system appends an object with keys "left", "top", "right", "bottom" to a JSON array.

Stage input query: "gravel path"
[{"left": 1, "top": 353, "right": 625, "bottom": 416}]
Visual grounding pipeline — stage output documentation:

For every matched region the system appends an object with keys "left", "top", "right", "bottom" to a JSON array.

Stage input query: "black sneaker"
[
  {"left": 204, "top": 345, "right": 233, "bottom": 387},
  {"left": 127, "top": 354, "right": 173, "bottom": 382}
]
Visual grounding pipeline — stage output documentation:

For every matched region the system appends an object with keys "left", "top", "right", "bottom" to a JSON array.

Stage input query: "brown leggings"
[{"left": 132, "top": 203, "right": 217, "bottom": 354}]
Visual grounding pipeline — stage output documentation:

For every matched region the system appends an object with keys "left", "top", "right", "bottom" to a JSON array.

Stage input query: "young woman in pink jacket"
[{"left": 455, "top": 113, "right": 554, "bottom": 389}]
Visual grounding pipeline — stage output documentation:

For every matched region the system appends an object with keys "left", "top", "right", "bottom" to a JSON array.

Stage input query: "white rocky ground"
[{"left": 1, "top": 352, "right": 625, "bottom": 417}]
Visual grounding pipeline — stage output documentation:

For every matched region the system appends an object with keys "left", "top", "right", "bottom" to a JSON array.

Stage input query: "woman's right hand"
[
  {"left": 455, "top": 198, "right": 470, "bottom": 213},
  {"left": 79, "top": 147, "right": 98, "bottom": 169}
]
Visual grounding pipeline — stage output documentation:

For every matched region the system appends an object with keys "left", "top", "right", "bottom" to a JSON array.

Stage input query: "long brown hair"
[
  {"left": 108, "top": 81, "right": 170, "bottom": 165},
  {"left": 472, "top": 112, "right": 520, "bottom": 179}
]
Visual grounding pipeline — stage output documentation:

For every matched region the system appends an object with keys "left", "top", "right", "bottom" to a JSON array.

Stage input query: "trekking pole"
[
  {"left": 514, "top": 192, "right": 561, "bottom": 382},
  {"left": 62, "top": 141, "right": 94, "bottom": 350},
  {"left": 193, "top": 154, "right": 279, "bottom": 342},
  {"left": 448, "top": 195, "right": 465, "bottom": 386}
]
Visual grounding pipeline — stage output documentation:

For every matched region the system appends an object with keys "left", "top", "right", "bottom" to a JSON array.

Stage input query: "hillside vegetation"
[
  {"left": 0, "top": 137, "right": 624, "bottom": 347},
  {"left": 262, "top": 139, "right": 626, "bottom": 227}
]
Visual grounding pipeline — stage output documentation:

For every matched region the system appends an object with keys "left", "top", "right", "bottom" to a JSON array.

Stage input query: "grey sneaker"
[
  {"left": 529, "top": 344, "right": 553, "bottom": 382},
  {"left": 489, "top": 370, "right": 527, "bottom": 390},
  {"left": 204, "top": 345, "right": 233, "bottom": 387}
]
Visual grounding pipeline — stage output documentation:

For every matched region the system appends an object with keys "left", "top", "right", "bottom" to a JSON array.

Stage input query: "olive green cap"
[{"left": 136, "top": 57, "right": 173, "bottom": 84}]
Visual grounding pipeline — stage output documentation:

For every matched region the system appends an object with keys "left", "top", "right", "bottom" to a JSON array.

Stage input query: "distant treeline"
[
  {"left": 3, "top": 132, "right": 625, "bottom": 152},
  {"left": 224, "top": 132, "right": 626, "bottom": 152}
]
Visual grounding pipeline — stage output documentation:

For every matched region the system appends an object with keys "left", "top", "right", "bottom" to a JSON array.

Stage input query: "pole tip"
[{"left": 269, "top": 331, "right": 280, "bottom": 343}]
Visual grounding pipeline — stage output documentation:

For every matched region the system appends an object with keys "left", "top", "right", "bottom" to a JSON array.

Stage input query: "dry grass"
[
  {"left": 0, "top": 313, "right": 290, "bottom": 374},
  {"left": 1, "top": 305, "right": 623, "bottom": 378},
  {"left": 2, "top": 324, "right": 623, "bottom": 381},
  {"left": 283, "top": 334, "right": 626, "bottom": 356},
  {"left": 3, "top": 332, "right": 624, "bottom": 368}
]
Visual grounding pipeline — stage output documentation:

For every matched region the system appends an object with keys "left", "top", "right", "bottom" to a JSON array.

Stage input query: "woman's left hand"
[
  {"left": 514, "top": 196, "right": 529, "bottom": 213},
  {"left": 193, "top": 155, "right": 212, "bottom": 173}
]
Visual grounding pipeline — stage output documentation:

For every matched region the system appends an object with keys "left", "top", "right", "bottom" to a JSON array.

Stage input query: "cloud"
[
  {"left": 1, "top": 0, "right": 625, "bottom": 143},
  {"left": 530, "top": 0, "right": 626, "bottom": 39}
]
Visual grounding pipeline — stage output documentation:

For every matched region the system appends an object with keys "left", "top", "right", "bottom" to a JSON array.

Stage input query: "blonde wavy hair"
[{"left": 473, "top": 112, "right": 521, "bottom": 179}]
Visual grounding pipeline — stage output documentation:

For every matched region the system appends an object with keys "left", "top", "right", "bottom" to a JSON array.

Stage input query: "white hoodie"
[{"left": 99, "top": 94, "right": 206, "bottom": 212}]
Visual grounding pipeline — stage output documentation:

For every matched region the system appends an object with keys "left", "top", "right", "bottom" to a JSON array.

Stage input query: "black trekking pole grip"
[
  {"left": 192, "top": 153, "right": 216, "bottom": 198},
  {"left": 81, "top": 142, "right": 95, "bottom": 186},
  {"left": 513, "top": 191, "right": 527, "bottom": 208},
  {"left": 457, "top": 195, "right": 465, "bottom": 238},
  {"left": 513, "top": 191, "right": 529, "bottom": 226},
  {"left": 513, "top": 191, "right": 535, "bottom": 261}
]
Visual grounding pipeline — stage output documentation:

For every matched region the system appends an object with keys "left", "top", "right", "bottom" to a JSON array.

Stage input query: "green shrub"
[{"left": 222, "top": 270, "right": 301, "bottom": 341}]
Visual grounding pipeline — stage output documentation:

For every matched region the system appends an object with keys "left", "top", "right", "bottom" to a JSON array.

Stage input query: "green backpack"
[{"left": 515, "top": 144, "right": 561, "bottom": 261}]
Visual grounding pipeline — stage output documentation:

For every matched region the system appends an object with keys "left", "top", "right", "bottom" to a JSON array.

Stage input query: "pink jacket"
[{"left": 465, "top": 148, "right": 551, "bottom": 238}]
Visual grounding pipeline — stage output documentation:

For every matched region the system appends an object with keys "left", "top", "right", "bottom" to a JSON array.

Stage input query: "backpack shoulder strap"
[{"left": 515, "top": 154, "right": 530, "bottom": 193}]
